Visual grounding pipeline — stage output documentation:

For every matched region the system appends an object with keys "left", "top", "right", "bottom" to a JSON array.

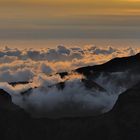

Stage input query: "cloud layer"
[
  {"left": 0, "top": 45, "right": 139, "bottom": 118},
  {"left": 0, "top": 45, "right": 139, "bottom": 83}
]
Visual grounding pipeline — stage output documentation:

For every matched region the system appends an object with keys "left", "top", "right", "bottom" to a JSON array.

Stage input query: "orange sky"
[
  {"left": 0, "top": 0, "right": 140, "bottom": 40},
  {"left": 0, "top": 0, "right": 140, "bottom": 15}
]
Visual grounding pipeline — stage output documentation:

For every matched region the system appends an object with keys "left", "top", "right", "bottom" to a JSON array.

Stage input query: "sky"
[{"left": 0, "top": 0, "right": 140, "bottom": 41}]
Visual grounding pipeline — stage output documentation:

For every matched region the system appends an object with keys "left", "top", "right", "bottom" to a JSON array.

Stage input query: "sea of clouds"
[
  {"left": 0, "top": 45, "right": 140, "bottom": 118},
  {"left": 0, "top": 45, "right": 139, "bottom": 83}
]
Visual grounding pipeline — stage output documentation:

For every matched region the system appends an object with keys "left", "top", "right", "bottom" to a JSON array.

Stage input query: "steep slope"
[
  {"left": 76, "top": 53, "right": 140, "bottom": 77},
  {"left": 0, "top": 81, "right": 140, "bottom": 140}
]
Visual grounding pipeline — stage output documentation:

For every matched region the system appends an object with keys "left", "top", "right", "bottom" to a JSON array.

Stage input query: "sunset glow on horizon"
[{"left": 0, "top": 0, "right": 140, "bottom": 41}]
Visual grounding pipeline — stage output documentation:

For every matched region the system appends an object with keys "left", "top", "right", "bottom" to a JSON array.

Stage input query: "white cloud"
[
  {"left": 0, "top": 45, "right": 139, "bottom": 118},
  {"left": 8, "top": 73, "right": 118, "bottom": 118}
]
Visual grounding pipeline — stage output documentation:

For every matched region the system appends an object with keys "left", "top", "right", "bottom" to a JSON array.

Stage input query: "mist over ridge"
[{"left": 0, "top": 45, "right": 140, "bottom": 118}]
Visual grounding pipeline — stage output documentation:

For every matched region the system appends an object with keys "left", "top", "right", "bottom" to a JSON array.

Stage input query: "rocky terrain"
[{"left": 0, "top": 53, "right": 140, "bottom": 139}]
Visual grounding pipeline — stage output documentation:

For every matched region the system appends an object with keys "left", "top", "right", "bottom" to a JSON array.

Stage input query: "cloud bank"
[
  {"left": 0, "top": 45, "right": 139, "bottom": 83},
  {"left": 0, "top": 45, "right": 139, "bottom": 118}
]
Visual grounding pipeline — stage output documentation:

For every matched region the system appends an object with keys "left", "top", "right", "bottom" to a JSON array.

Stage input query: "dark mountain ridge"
[
  {"left": 76, "top": 53, "right": 140, "bottom": 77},
  {"left": 59, "top": 53, "right": 140, "bottom": 78},
  {"left": 0, "top": 53, "right": 140, "bottom": 139}
]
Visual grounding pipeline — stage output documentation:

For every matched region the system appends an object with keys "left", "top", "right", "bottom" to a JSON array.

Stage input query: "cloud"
[
  {"left": 1, "top": 70, "right": 139, "bottom": 118},
  {"left": 6, "top": 73, "right": 118, "bottom": 118},
  {"left": 0, "top": 68, "right": 34, "bottom": 83},
  {"left": 0, "top": 45, "right": 139, "bottom": 83},
  {"left": 41, "top": 63, "right": 54, "bottom": 75},
  {"left": 0, "top": 45, "right": 139, "bottom": 118}
]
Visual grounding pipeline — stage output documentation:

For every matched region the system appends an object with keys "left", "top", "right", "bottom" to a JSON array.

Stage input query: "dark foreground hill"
[
  {"left": 0, "top": 53, "right": 140, "bottom": 140},
  {"left": 0, "top": 81, "right": 140, "bottom": 140}
]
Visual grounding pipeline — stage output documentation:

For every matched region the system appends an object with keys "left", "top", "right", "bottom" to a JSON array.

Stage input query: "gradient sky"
[{"left": 0, "top": 0, "right": 140, "bottom": 40}]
